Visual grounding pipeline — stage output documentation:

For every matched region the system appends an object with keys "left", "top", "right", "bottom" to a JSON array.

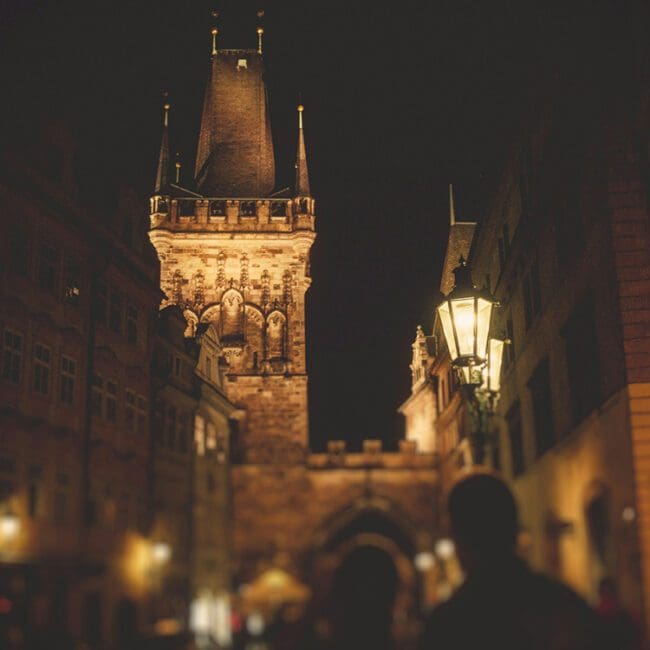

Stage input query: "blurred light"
[
  {"left": 154, "top": 618, "right": 181, "bottom": 635},
  {"left": 152, "top": 541, "right": 172, "bottom": 564},
  {"left": 622, "top": 506, "right": 636, "bottom": 523},
  {"left": 190, "top": 595, "right": 211, "bottom": 635},
  {"left": 0, "top": 511, "right": 19, "bottom": 539},
  {"left": 414, "top": 551, "right": 436, "bottom": 572},
  {"left": 435, "top": 538, "right": 455, "bottom": 560},
  {"left": 246, "top": 612, "right": 265, "bottom": 637},
  {"left": 214, "top": 594, "right": 232, "bottom": 646}
]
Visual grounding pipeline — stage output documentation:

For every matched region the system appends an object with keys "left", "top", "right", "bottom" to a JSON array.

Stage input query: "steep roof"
[
  {"left": 195, "top": 50, "right": 275, "bottom": 197},
  {"left": 294, "top": 105, "right": 310, "bottom": 196}
]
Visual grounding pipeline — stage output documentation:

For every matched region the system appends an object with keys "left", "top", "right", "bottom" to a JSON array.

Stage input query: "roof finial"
[
  {"left": 154, "top": 93, "right": 171, "bottom": 193},
  {"left": 449, "top": 183, "right": 456, "bottom": 226},
  {"left": 211, "top": 10, "right": 219, "bottom": 55},
  {"left": 294, "top": 102, "right": 310, "bottom": 197},
  {"left": 257, "top": 10, "right": 265, "bottom": 54},
  {"left": 175, "top": 153, "right": 182, "bottom": 184}
]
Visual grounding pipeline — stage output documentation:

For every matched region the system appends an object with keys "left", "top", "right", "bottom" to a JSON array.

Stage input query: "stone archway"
[{"left": 307, "top": 505, "right": 420, "bottom": 649}]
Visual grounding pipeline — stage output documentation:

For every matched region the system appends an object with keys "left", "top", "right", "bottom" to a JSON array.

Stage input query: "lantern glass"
[
  {"left": 437, "top": 301, "right": 458, "bottom": 361},
  {"left": 486, "top": 338, "right": 504, "bottom": 392},
  {"left": 475, "top": 298, "right": 494, "bottom": 361},
  {"left": 449, "top": 297, "right": 477, "bottom": 358}
]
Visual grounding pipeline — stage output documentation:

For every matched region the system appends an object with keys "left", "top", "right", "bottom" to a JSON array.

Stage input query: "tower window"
[
  {"left": 209, "top": 200, "right": 226, "bottom": 217},
  {"left": 239, "top": 201, "right": 256, "bottom": 217},
  {"left": 2, "top": 329, "right": 23, "bottom": 384},
  {"left": 33, "top": 343, "right": 51, "bottom": 395},
  {"left": 271, "top": 201, "right": 287, "bottom": 217},
  {"left": 237, "top": 58, "right": 248, "bottom": 69},
  {"left": 178, "top": 200, "right": 196, "bottom": 217}
]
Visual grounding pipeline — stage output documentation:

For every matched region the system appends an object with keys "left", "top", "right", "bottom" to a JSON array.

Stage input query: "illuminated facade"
[{"left": 402, "top": 56, "right": 650, "bottom": 627}]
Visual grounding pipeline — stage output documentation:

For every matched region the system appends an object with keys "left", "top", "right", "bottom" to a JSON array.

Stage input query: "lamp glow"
[
  {"left": 152, "top": 541, "right": 172, "bottom": 564},
  {"left": 414, "top": 551, "right": 436, "bottom": 572},
  {"left": 435, "top": 538, "right": 455, "bottom": 560},
  {"left": 0, "top": 511, "right": 19, "bottom": 539}
]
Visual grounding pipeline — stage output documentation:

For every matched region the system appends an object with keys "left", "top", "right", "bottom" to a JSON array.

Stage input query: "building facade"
[{"left": 401, "top": 36, "right": 650, "bottom": 629}]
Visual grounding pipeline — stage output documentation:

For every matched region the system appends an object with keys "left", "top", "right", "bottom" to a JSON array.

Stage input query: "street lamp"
[{"left": 436, "top": 258, "right": 505, "bottom": 464}]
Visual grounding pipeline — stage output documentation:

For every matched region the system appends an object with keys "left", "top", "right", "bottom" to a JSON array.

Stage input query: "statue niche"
[
  {"left": 266, "top": 310, "right": 286, "bottom": 371},
  {"left": 244, "top": 306, "right": 264, "bottom": 372},
  {"left": 221, "top": 289, "right": 244, "bottom": 345}
]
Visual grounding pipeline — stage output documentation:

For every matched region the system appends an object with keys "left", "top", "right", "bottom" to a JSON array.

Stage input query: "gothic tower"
[{"left": 149, "top": 22, "right": 316, "bottom": 461}]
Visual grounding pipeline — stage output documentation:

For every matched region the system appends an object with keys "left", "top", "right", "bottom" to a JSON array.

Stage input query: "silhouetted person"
[
  {"left": 596, "top": 577, "right": 642, "bottom": 649},
  {"left": 419, "top": 473, "right": 605, "bottom": 650}
]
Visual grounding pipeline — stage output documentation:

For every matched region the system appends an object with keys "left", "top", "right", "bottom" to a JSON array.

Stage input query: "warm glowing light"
[
  {"left": 414, "top": 551, "right": 436, "bottom": 572},
  {"left": 435, "top": 538, "right": 455, "bottom": 560},
  {"left": 152, "top": 541, "right": 172, "bottom": 564},
  {"left": 622, "top": 506, "right": 636, "bottom": 523},
  {"left": 0, "top": 511, "right": 19, "bottom": 539},
  {"left": 484, "top": 338, "right": 504, "bottom": 392},
  {"left": 247, "top": 612, "right": 265, "bottom": 636}
]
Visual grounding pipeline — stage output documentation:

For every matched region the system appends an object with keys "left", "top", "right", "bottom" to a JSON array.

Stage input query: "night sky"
[{"left": 0, "top": 1, "right": 623, "bottom": 450}]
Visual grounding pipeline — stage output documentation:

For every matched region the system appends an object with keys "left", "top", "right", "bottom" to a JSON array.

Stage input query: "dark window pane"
[
  {"left": 38, "top": 243, "right": 58, "bottom": 292},
  {"left": 529, "top": 359, "right": 554, "bottom": 456},
  {"left": 507, "top": 401, "right": 524, "bottom": 476},
  {"left": 563, "top": 294, "right": 601, "bottom": 425},
  {"left": 9, "top": 224, "right": 29, "bottom": 275}
]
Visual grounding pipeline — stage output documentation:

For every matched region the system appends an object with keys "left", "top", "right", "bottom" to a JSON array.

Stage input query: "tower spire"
[
  {"left": 449, "top": 183, "right": 456, "bottom": 226},
  {"left": 294, "top": 104, "right": 310, "bottom": 197},
  {"left": 257, "top": 9, "right": 265, "bottom": 54},
  {"left": 154, "top": 99, "right": 171, "bottom": 193}
]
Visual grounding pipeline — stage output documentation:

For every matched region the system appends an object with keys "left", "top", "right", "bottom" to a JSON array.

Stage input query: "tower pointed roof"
[
  {"left": 294, "top": 104, "right": 311, "bottom": 197},
  {"left": 154, "top": 102, "right": 171, "bottom": 193},
  {"left": 194, "top": 28, "right": 275, "bottom": 197}
]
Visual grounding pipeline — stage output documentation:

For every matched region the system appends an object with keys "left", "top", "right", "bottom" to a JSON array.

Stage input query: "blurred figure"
[
  {"left": 596, "top": 577, "right": 642, "bottom": 650},
  {"left": 419, "top": 473, "right": 604, "bottom": 650}
]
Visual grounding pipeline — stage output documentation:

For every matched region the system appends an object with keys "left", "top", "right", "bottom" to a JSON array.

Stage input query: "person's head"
[{"left": 448, "top": 472, "right": 519, "bottom": 569}]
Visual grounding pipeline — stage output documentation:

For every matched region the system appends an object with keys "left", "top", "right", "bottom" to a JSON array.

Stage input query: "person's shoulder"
[
  {"left": 419, "top": 591, "right": 470, "bottom": 649},
  {"left": 525, "top": 568, "right": 594, "bottom": 612}
]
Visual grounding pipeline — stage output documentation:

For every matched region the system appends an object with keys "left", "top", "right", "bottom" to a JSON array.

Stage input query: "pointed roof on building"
[
  {"left": 194, "top": 26, "right": 275, "bottom": 197},
  {"left": 154, "top": 101, "right": 171, "bottom": 193},
  {"left": 294, "top": 104, "right": 311, "bottom": 196},
  {"left": 440, "top": 185, "right": 477, "bottom": 295}
]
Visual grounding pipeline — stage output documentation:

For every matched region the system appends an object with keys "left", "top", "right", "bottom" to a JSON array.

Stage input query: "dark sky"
[{"left": 0, "top": 0, "right": 626, "bottom": 450}]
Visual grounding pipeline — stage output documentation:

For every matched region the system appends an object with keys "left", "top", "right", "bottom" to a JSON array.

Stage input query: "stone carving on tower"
[{"left": 148, "top": 14, "right": 316, "bottom": 462}]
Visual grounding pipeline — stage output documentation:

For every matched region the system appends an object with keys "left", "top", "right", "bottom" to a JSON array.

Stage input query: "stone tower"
[{"left": 149, "top": 27, "right": 316, "bottom": 461}]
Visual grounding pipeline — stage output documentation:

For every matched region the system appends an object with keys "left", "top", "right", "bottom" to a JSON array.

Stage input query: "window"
[
  {"left": 91, "top": 373, "right": 103, "bottom": 416},
  {"left": 167, "top": 406, "right": 176, "bottom": 449},
  {"left": 523, "top": 262, "right": 541, "bottom": 330},
  {"left": 206, "top": 423, "right": 217, "bottom": 450},
  {"left": 563, "top": 294, "right": 601, "bottom": 425},
  {"left": 126, "top": 304, "right": 138, "bottom": 344},
  {"left": 2, "top": 329, "right": 23, "bottom": 384},
  {"left": 136, "top": 395, "right": 147, "bottom": 435},
  {"left": 54, "top": 472, "right": 69, "bottom": 523},
  {"left": 239, "top": 201, "right": 256, "bottom": 217},
  {"left": 195, "top": 415, "right": 206, "bottom": 456},
  {"left": 271, "top": 201, "right": 287, "bottom": 217},
  {"left": 109, "top": 291, "right": 123, "bottom": 333},
  {"left": 154, "top": 398, "right": 165, "bottom": 446},
  {"left": 529, "top": 359, "right": 554, "bottom": 456},
  {"left": 60, "top": 355, "right": 76, "bottom": 404},
  {"left": 106, "top": 381, "right": 117, "bottom": 422},
  {"left": 209, "top": 200, "right": 226, "bottom": 217},
  {"left": 178, "top": 413, "right": 189, "bottom": 453},
  {"left": 28, "top": 465, "right": 43, "bottom": 518},
  {"left": 37, "top": 242, "right": 58, "bottom": 292},
  {"left": 33, "top": 343, "right": 51, "bottom": 395},
  {"left": 63, "top": 256, "right": 81, "bottom": 304},
  {"left": 8, "top": 223, "right": 28, "bottom": 275},
  {"left": 178, "top": 200, "right": 195, "bottom": 217},
  {"left": 125, "top": 390, "right": 136, "bottom": 432},
  {"left": 506, "top": 401, "right": 524, "bottom": 476}
]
